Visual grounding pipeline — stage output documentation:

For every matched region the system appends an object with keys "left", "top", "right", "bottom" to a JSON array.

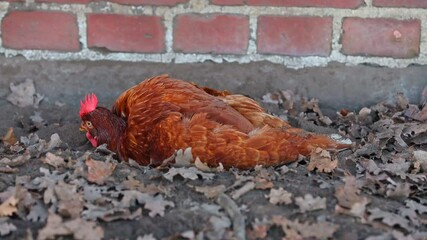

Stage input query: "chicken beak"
[{"left": 79, "top": 123, "right": 86, "bottom": 132}]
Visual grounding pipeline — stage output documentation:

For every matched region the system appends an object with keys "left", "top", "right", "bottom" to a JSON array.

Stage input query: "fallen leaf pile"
[
  {"left": 0, "top": 86, "right": 426, "bottom": 239},
  {"left": 7, "top": 79, "right": 44, "bottom": 108}
]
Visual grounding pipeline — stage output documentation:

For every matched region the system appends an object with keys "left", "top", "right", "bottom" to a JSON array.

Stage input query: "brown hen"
[{"left": 79, "top": 74, "right": 350, "bottom": 169}]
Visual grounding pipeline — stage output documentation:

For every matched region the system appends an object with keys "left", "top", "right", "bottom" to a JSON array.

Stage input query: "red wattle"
[{"left": 86, "top": 132, "right": 98, "bottom": 147}]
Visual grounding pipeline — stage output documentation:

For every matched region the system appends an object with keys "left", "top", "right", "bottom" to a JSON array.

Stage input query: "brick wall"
[{"left": 0, "top": 0, "right": 425, "bottom": 68}]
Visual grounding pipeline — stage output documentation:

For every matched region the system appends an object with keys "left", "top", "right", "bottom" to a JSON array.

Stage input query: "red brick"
[
  {"left": 257, "top": 16, "right": 332, "bottom": 56},
  {"left": 341, "top": 18, "right": 420, "bottom": 58},
  {"left": 373, "top": 0, "right": 427, "bottom": 8},
  {"left": 108, "top": 0, "right": 188, "bottom": 5},
  {"left": 1, "top": 11, "right": 79, "bottom": 52},
  {"left": 247, "top": 0, "right": 364, "bottom": 8},
  {"left": 35, "top": 0, "right": 91, "bottom": 3},
  {"left": 87, "top": 14, "right": 165, "bottom": 53},
  {"left": 174, "top": 14, "right": 249, "bottom": 54},
  {"left": 210, "top": 0, "right": 244, "bottom": 5}
]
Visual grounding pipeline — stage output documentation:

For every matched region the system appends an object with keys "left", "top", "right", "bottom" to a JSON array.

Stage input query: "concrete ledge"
[{"left": 0, "top": 57, "right": 425, "bottom": 112}]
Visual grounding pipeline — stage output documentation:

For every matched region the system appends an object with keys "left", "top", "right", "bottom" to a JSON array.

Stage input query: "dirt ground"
[{"left": 0, "top": 57, "right": 426, "bottom": 240}]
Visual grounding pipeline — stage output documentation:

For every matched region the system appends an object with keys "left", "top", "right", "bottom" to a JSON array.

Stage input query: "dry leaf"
[
  {"left": 180, "top": 230, "right": 196, "bottom": 239},
  {"left": 137, "top": 234, "right": 157, "bottom": 240},
  {"left": 365, "top": 159, "right": 382, "bottom": 175},
  {"left": 206, "top": 215, "right": 231, "bottom": 240},
  {"left": 404, "top": 105, "right": 427, "bottom": 122},
  {"left": 101, "top": 208, "right": 142, "bottom": 222},
  {"left": 120, "top": 190, "right": 174, "bottom": 217},
  {"left": 194, "top": 185, "right": 226, "bottom": 199},
  {"left": 254, "top": 177, "right": 274, "bottom": 190},
  {"left": 82, "top": 204, "right": 112, "bottom": 221},
  {"left": 194, "top": 157, "right": 212, "bottom": 171},
  {"left": 2, "top": 128, "right": 17, "bottom": 146},
  {"left": 19, "top": 133, "right": 38, "bottom": 145},
  {"left": 0, "top": 151, "right": 30, "bottom": 167},
  {"left": 120, "top": 177, "right": 167, "bottom": 195},
  {"left": 173, "top": 148, "right": 193, "bottom": 167},
  {"left": 195, "top": 157, "right": 224, "bottom": 172},
  {"left": 7, "top": 79, "right": 43, "bottom": 108},
  {"left": 335, "top": 198, "right": 370, "bottom": 223},
  {"left": 42, "top": 152, "right": 66, "bottom": 168},
  {"left": 143, "top": 195, "right": 175, "bottom": 217},
  {"left": 406, "top": 199, "right": 427, "bottom": 214},
  {"left": 265, "top": 188, "right": 292, "bottom": 205},
  {"left": 358, "top": 107, "right": 372, "bottom": 120},
  {"left": 216, "top": 193, "right": 245, "bottom": 240},
  {"left": 0, "top": 196, "right": 18, "bottom": 217},
  {"left": 262, "top": 92, "right": 283, "bottom": 104},
  {"left": 386, "top": 182, "right": 411, "bottom": 199},
  {"left": 30, "top": 111, "right": 44, "bottom": 126},
  {"left": 43, "top": 186, "right": 56, "bottom": 205},
  {"left": 119, "top": 176, "right": 141, "bottom": 190},
  {"left": 85, "top": 157, "right": 116, "bottom": 185},
  {"left": 396, "top": 92, "right": 409, "bottom": 110},
  {"left": 307, "top": 148, "right": 337, "bottom": 173},
  {"left": 46, "top": 133, "right": 62, "bottom": 151},
  {"left": 278, "top": 165, "right": 290, "bottom": 174},
  {"left": 0, "top": 221, "right": 17, "bottom": 236},
  {"left": 368, "top": 208, "right": 411, "bottom": 231},
  {"left": 272, "top": 216, "right": 339, "bottom": 239},
  {"left": 7, "top": 79, "right": 35, "bottom": 107},
  {"left": 0, "top": 166, "right": 18, "bottom": 173},
  {"left": 335, "top": 176, "right": 370, "bottom": 222},
  {"left": 335, "top": 176, "right": 366, "bottom": 208},
  {"left": 27, "top": 200, "right": 48, "bottom": 222},
  {"left": 295, "top": 194, "right": 326, "bottom": 212},
  {"left": 247, "top": 219, "right": 269, "bottom": 240},
  {"left": 55, "top": 181, "right": 83, "bottom": 218},
  {"left": 380, "top": 160, "right": 410, "bottom": 177},
  {"left": 398, "top": 206, "right": 421, "bottom": 228},
  {"left": 37, "top": 213, "right": 104, "bottom": 240},
  {"left": 413, "top": 150, "right": 427, "bottom": 172},
  {"left": 163, "top": 167, "right": 214, "bottom": 182}
]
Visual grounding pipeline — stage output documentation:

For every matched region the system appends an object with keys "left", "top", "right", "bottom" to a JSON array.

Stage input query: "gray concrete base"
[{"left": 0, "top": 57, "right": 425, "bottom": 112}]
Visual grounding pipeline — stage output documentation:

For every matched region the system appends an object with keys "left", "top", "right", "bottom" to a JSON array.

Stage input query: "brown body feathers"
[{"left": 80, "top": 75, "right": 350, "bottom": 169}]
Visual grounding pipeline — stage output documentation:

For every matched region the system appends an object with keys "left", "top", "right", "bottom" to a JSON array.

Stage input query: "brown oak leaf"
[
  {"left": 0, "top": 196, "right": 18, "bottom": 217},
  {"left": 272, "top": 215, "right": 339, "bottom": 239},
  {"left": 37, "top": 213, "right": 104, "bottom": 240},
  {"left": 247, "top": 219, "right": 269, "bottom": 240},
  {"left": 193, "top": 185, "right": 226, "bottom": 199},
  {"left": 1, "top": 128, "right": 17, "bottom": 146},
  {"left": 85, "top": 157, "right": 116, "bottom": 185},
  {"left": 265, "top": 188, "right": 292, "bottom": 205},
  {"left": 43, "top": 152, "right": 66, "bottom": 168},
  {"left": 307, "top": 148, "right": 337, "bottom": 173}
]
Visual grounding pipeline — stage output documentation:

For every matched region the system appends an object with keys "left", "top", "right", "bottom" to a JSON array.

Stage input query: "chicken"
[{"left": 79, "top": 74, "right": 349, "bottom": 169}]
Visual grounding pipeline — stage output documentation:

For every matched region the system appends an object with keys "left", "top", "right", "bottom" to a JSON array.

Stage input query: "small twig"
[
  {"left": 216, "top": 193, "right": 246, "bottom": 240},
  {"left": 231, "top": 182, "right": 255, "bottom": 200}
]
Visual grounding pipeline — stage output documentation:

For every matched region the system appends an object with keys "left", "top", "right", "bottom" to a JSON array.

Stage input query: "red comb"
[{"left": 79, "top": 93, "right": 98, "bottom": 117}]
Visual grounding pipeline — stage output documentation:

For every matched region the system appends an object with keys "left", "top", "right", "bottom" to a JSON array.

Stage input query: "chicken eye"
[{"left": 86, "top": 121, "right": 93, "bottom": 128}]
